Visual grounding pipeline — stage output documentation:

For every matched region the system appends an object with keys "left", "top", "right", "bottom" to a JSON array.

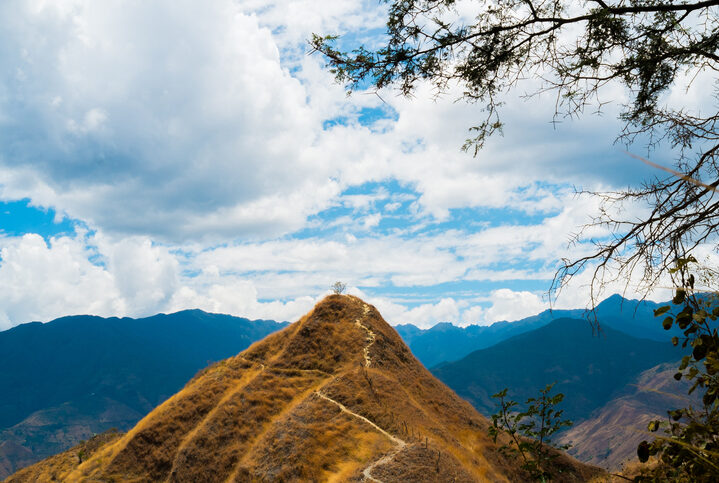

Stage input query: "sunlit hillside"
[{"left": 8, "top": 295, "right": 604, "bottom": 482}]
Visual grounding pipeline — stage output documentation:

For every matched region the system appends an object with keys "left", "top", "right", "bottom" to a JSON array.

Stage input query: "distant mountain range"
[
  {"left": 0, "top": 310, "right": 287, "bottom": 479},
  {"left": 8, "top": 295, "right": 602, "bottom": 482},
  {"left": 397, "top": 294, "right": 678, "bottom": 368},
  {"left": 0, "top": 293, "right": 683, "bottom": 476},
  {"left": 431, "top": 317, "right": 682, "bottom": 423}
]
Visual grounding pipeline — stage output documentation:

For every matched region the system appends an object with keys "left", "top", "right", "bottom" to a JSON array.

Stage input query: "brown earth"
[
  {"left": 558, "top": 362, "right": 697, "bottom": 471},
  {"left": 6, "top": 295, "right": 605, "bottom": 482}
]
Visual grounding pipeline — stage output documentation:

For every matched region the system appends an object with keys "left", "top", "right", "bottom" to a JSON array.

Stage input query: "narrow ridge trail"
[
  {"left": 353, "top": 302, "right": 375, "bottom": 367},
  {"left": 314, "top": 392, "right": 406, "bottom": 483}
]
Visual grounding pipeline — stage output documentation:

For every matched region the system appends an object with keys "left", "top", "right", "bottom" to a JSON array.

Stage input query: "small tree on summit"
[{"left": 331, "top": 281, "right": 347, "bottom": 295}]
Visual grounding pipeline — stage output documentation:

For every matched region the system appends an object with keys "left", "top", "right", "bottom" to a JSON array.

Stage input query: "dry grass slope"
[
  {"left": 7, "top": 295, "right": 605, "bottom": 482},
  {"left": 5, "top": 430, "right": 122, "bottom": 482}
]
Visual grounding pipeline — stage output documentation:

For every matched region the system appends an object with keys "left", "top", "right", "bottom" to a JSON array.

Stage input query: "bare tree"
[{"left": 331, "top": 281, "right": 347, "bottom": 295}]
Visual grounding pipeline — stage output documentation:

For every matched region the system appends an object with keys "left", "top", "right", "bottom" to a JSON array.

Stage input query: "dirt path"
[
  {"left": 241, "top": 356, "right": 266, "bottom": 371},
  {"left": 354, "top": 303, "right": 376, "bottom": 367},
  {"left": 235, "top": 299, "right": 398, "bottom": 482},
  {"left": 315, "top": 392, "right": 406, "bottom": 483}
]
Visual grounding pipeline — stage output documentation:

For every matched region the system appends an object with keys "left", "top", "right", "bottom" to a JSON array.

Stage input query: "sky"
[{"left": 0, "top": 0, "right": 707, "bottom": 330}]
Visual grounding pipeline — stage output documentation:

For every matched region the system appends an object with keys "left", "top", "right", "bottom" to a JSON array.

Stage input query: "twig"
[{"left": 628, "top": 151, "right": 719, "bottom": 193}]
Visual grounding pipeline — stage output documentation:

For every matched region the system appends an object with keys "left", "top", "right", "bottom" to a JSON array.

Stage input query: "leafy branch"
[{"left": 489, "top": 383, "right": 572, "bottom": 480}]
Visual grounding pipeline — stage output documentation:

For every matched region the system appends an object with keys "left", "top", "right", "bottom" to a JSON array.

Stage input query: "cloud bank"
[{"left": 0, "top": 0, "right": 688, "bottom": 329}]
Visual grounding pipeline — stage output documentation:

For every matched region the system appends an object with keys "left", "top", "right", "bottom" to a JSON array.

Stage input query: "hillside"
[
  {"left": 0, "top": 310, "right": 286, "bottom": 478},
  {"left": 7, "top": 295, "right": 603, "bottom": 482},
  {"left": 432, "top": 317, "right": 682, "bottom": 424},
  {"left": 558, "top": 362, "right": 698, "bottom": 470}
]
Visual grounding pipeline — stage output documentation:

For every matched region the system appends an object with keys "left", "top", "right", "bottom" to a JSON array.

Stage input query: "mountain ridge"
[
  {"left": 0, "top": 309, "right": 287, "bottom": 479},
  {"left": 396, "top": 294, "right": 677, "bottom": 368},
  {"left": 8, "top": 295, "right": 603, "bottom": 482},
  {"left": 432, "top": 317, "right": 682, "bottom": 421},
  {"left": 0, "top": 294, "right": 677, "bottom": 478}
]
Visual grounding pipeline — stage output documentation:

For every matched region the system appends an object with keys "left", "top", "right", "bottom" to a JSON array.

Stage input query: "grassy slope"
[
  {"left": 8, "top": 296, "right": 604, "bottom": 482},
  {"left": 0, "top": 310, "right": 286, "bottom": 478}
]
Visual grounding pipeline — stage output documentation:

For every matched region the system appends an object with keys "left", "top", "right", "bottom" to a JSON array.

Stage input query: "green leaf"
[
  {"left": 654, "top": 305, "right": 671, "bottom": 317},
  {"left": 491, "top": 388, "right": 508, "bottom": 399},
  {"left": 637, "top": 440, "right": 650, "bottom": 463},
  {"left": 662, "top": 316, "right": 673, "bottom": 330},
  {"left": 693, "top": 343, "right": 707, "bottom": 361},
  {"left": 669, "top": 409, "right": 683, "bottom": 421}
]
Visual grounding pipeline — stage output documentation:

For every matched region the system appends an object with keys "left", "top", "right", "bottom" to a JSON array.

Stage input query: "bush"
[{"left": 489, "top": 383, "right": 572, "bottom": 481}]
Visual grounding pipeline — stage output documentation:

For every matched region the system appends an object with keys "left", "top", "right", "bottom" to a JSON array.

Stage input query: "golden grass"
[
  {"left": 10, "top": 294, "right": 605, "bottom": 482},
  {"left": 66, "top": 357, "right": 260, "bottom": 482},
  {"left": 168, "top": 370, "right": 327, "bottom": 482},
  {"left": 5, "top": 430, "right": 123, "bottom": 483},
  {"left": 238, "top": 394, "right": 394, "bottom": 481}
]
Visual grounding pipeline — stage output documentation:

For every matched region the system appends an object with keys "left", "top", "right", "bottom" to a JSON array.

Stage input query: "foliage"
[
  {"left": 634, "top": 257, "right": 719, "bottom": 481},
  {"left": 331, "top": 281, "right": 347, "bottom": 295},
  {"left": 311, "top": 0, "right": 719, "bottom": 304},
  {"left": 489, "top": 383, "right": 572, "bottom": 480}
]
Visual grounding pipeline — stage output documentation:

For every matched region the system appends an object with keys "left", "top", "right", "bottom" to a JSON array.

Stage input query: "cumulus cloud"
[
  {"left": 481, "top": 289, "right": 548, "bottom": 324},
  {"left": 0, "top": 0, "right": 666, "bottom": 245},
  {"left": 0, "top": 0, "right": 343, "bottom": 240},
  {"left": 0, "top": 1, "right": 692, "bottom": 331},
  {"left": 0, "top": 232, "right": 318, "bottom": 327},
  {"left": 0, "top": 223, "right": 682, "bottom": 330},
  {"left": 0, "top": 233, "right": 121, "bottom": 329}
]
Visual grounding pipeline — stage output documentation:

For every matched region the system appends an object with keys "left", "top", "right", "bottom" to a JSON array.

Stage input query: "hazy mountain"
[
  {"left": 590, "top": 294, "right": 685, "bottom": 341},
  {"left": 431, "top": 317, "right": 682, "bottom": 424},
  {"left": 394, "top": 311, "right": 563, "bottom": 369},
  {"left": 8, "top": 296, "right": 603, "bottom": 482},
  {"left": 0, "top": 310, "right": 287, "bottom": 479},
  {"left": 396, "top": 294, "right": 677, "bottom": 369}
]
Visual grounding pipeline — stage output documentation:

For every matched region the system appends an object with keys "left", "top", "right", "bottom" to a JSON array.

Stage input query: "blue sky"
[{"left": 0, "top": 0, "right": 698, "bottom": 329}]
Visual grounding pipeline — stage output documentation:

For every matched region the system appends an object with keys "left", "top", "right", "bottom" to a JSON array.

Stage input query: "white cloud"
[
  {"left": 0, "top": 0, "right": 344, "bottom": 241},
  {"left": 94, "top": 235, "right": 180, "bottom": 316},
  {"left": 459, "top": 304, "right": 486, "bottom": 326},
  {"left": 167, "top": 281, "right": 318, "bottom": 323},
  {"left": 0, "top": 232, "right": 324, "bottom": 327},
  {"left": 481, "top": 289, "right": 547, "bottom": 324},
  {"left": 0, "top": 233, "right": 121, "bottom": 329},
  {"left": 0, "top": 225, "right": 683, "bottom": 330},
  {"left": 0, "top": 0, "right": 699, "bottom": 332},
  {"left": 0, "top": 0, "right": 666, "bottom": 246}
]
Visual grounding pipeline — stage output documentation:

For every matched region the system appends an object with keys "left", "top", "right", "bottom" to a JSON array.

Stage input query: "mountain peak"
[
  {"left": 10, "top": 295, "right": 601, "bottom": 482},
  {"left": 238, "top": 294, "right": 413, "bottom": 375}
]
